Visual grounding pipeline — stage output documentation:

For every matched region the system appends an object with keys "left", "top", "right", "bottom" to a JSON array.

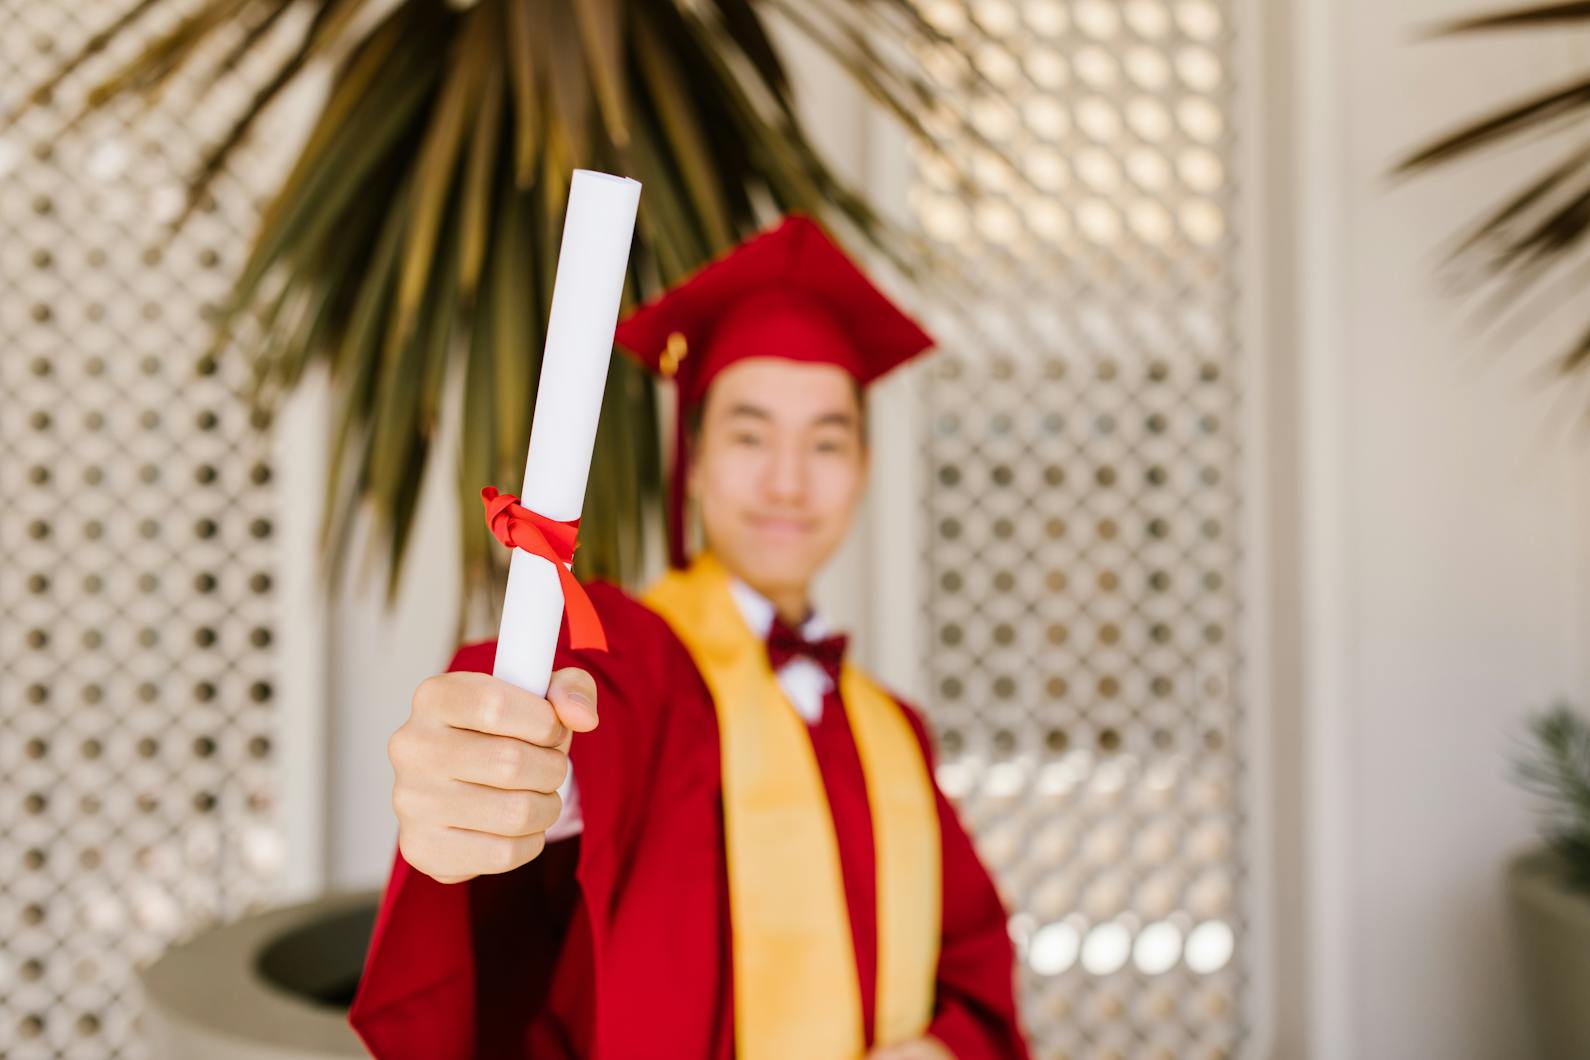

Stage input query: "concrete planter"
[
  {"left": 139, "top": 890, "right": 378, "bottom": 1060},
  {"left": 1509, "top": 848, "right": 1590, "bottom": 1060}
]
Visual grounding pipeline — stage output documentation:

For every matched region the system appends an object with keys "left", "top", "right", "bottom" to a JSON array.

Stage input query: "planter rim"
[
  {"left": 137, "top": 889, "right": 377, "bottom": 1055},
  {"left": 1508, "top": 846, "right": 1590, "bottom": 923}
]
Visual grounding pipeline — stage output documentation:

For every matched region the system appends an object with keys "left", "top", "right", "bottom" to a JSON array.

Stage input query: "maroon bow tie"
[{"left": 766, "top": 616, "right": 848, "bottom": 683}]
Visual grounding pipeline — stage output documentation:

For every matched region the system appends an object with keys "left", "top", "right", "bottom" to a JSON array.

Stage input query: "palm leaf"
[
  {"left": 573, "top": 0, "right": 630, "bottom": 148},
  {"left": 1447, "top": 142, "right": 1590, "bottom": 261},
  {"left": 489, "top": 178, "right": 537, "bottom": 491},
  {"left": 255, "top": 6, "right": 407, "bottom": 244},
  {"left": 1394, "top": 74, "right": 1590, "bottom": 173},
  {"left": 211, "top": 19, "right": 440, "bottom": 362},
  {"left": 1428, "top": 1, "right": 1590, "bottom": 35},
  {"left": 502, "top": 0, "right": 542, "bottom": 188},
  {"left": 459, "top": 225, "right": 500, "bottom": 599},
  {"left": 458, "top": 53, "right": 505, "bottom": 303},
  {"left": 395, "top": 4, "right": 490, "bottom": 346},
  {"left": 707, "top": 0, "right": 789, "bottom": 96},
  {"left": 633, "top": 18, "right": 734, "bottom": 252},
  {"left": 2, "top": 0, "right": 164, "bottom": 124},
  {"left": 171, "top": 0, "right": 354, "bottom": 229},
  {"left": 23, "top": 0, "right": 998, "bottom": 609},
  {"left": 81, "top": 0, "right": 245, "bottom": 111},
  {"left": 1402, "top": 7, "right": 1590, "bottom": 393},
  {"left": 200, "top": 1, "right": 296, "bottom": 90},
  {"left": 380, "top": 201, "right": 458, "bottom": 599}
]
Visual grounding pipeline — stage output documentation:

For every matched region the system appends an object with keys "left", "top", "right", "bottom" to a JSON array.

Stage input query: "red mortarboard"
[{"left": 614, "top": 213, "right": 935, "bottom": 567}]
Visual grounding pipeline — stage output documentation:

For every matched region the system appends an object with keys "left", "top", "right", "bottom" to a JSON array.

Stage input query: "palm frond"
[
  {"left": 1427, "top": 1, "right": 1590, "bottom": 37},
  {"left": 1448, "top": 142, "right": 1590, "bottom": 262},
  {"left": 1400, "top": 8, "right": 1590, "bottom": 400},
  {"left": 1394, "top": 74, "right": 1590, "bottom": 174},
  {"left": 1, "top": 0, "right": 164, "bottom": 124},
  {"left": 199, "top": 1, "right": 296, "bottom": 90},
  {"left": 19, "top": 0, "right": 997, "bottom": 607}
]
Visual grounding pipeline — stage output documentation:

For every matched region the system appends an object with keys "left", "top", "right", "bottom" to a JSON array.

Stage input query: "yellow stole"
[{"left": 642, "top": 554, "right": 942, "bottom": 1058}]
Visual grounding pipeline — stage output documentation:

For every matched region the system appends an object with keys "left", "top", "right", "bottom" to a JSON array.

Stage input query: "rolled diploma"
[{"left": 493, "top": 170, "right": 641, "bottom": 697}]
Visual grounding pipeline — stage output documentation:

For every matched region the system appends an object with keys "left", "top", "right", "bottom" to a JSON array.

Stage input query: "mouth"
[{"left": 746, "top": 514, "right": 816, "bottom": 539}]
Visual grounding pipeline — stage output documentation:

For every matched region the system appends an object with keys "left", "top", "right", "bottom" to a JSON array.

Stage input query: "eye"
[
  {"left": 731, "top": 431, "right": 763, "bottom": 447},
  {"left": 813, "top": 433, "right": 851, "bottom": 454}
]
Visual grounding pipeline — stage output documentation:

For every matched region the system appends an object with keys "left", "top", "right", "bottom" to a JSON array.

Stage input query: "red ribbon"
[{"left": 481, "top": 487, "right": 608, "bottom": 653}]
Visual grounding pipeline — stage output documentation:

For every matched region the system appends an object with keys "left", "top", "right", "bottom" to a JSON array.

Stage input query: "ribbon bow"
[
  {"left": 481, "top": 487, "right": 608, "bottom": 653},
  {"left": 766, "top": 615, "right": 848, "bottom": 684}
]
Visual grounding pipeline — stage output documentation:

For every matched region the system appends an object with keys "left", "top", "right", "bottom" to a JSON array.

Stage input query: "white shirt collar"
[
  {"left": 727, "top": 575, "right": 830, "bottom": 641},
  {"left": 725, "top": 573, "right": 835, "bottom": 724}
]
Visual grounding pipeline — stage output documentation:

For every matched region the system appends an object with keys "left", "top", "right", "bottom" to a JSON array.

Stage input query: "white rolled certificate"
[{"left": 493, "top": 170, "right": 641, "bottom": 697}]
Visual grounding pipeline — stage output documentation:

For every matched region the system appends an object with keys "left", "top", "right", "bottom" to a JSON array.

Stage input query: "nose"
[{"left": 763, "top": 435, "right": 806, "bottom": 505}]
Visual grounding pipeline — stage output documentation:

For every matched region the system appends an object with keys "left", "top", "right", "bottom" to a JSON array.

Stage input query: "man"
[{"left": 351, "top": 216, "right": 1029, "bottom": 1059}]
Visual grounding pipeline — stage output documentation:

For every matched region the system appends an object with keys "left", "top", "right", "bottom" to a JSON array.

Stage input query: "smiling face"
[{"left": 688, "top": 356, "right": 868, "bottom": 607}]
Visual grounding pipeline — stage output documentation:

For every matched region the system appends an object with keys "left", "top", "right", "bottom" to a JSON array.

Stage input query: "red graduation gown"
[{"left": 350, "top": 582, "right": 1029, "bottom": 1058}]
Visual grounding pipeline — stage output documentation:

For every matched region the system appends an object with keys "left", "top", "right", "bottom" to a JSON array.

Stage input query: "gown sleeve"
[
  {"left": 348, "top": 582, "right": 667, "bottom": 1060},
  {"left": 900, "top": 705, "right": 1033, "bottom": 1060}
]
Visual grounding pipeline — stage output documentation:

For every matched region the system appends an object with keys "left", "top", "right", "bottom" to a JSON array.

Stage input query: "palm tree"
[
  {"left": 1397, "top": 3, "right": 1590, "bottom": 392},
  {"left": 9, "top": 0, "right": 993, "bottom": 604}
]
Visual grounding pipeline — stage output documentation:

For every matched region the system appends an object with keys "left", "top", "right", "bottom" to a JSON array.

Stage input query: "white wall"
[{"left": 1293, "top": 0, "right": 1590, "bottom": 1056}]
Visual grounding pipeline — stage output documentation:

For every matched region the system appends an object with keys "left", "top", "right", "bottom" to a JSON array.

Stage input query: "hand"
[
  {"left": 388, "top": 667, "right": 599, "bottom": 884},
  {"left": 867, "top": 1037, "right": 955, "bottom": 1060}
]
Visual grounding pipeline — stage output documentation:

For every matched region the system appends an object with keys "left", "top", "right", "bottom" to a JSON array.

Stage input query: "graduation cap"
[{"left": 614, "top": 213, "right": 936, "bottom": 567}]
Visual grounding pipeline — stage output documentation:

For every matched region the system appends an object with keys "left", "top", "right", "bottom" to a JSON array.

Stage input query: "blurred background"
[{"left": 5, "top": 0, "right": 1590, "bottom": 1058}]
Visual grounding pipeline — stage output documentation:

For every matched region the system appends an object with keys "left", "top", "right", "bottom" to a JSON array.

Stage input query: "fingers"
[
  {"left": 416, "top": 672, "right": 568, "bottom": 748},
  {"left": 393, "top": 668, "right": 590, "bottom": 886},
  {"left": 391, "top": 765, "right": 563, "bottom": 883},
  {"left": 865, "top": 1039, "right": 953, "bottom": 1060},
  {"left": 547, "top": 667, "right": 599, "bottom": 734},
  {"left": 869, "top": 1041, "right": 912, "bottom": 1060},
  {"left": 401, "top": 826, "right": 548, "bottom": 881},
  {"left": 401, "top": 781, "right": 562, "bottom": 838},
  {"left": 436, "top": 727, "right": 570, "bottom": 792}
]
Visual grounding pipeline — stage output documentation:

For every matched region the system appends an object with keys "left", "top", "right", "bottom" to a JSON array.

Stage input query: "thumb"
[{"left": 546, "top": 666, "right": 599, "bottom": 735}]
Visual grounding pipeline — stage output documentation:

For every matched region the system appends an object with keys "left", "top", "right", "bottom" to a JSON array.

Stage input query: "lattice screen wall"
[
  {"left": 0, "top": 5, "right": 294, "bottom": 1057},
  {"left": 907, "top": 1, "right": 1251, "bottom": 1057}
]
